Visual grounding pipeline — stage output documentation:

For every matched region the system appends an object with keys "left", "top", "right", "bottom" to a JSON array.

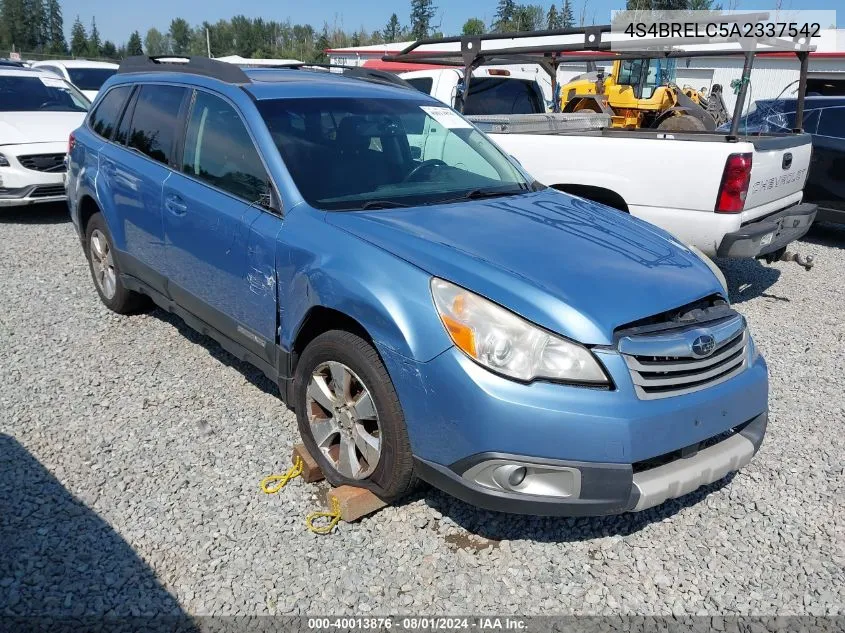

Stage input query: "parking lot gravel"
[{"left": 1, "top": 205, "right": 843, "bottom": 618}]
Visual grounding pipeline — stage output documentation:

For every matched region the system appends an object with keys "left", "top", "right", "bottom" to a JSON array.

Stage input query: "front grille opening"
[
  {"left": 636, "top": 361, "right": 744, "bottom": 396},
  {"left": 632, "top": 419, "right": 752, "bottom": 474},
  {"left": 19, "top": 153, "right": 66, "bottom": 173},
  {"left": 30, "top": 185, "right": 66, "bottom": 198}
]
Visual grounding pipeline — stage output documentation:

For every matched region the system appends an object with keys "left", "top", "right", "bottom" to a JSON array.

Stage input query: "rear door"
[
  {"left": 99, "top": 83, "right": 189, "bottom": 291},
  {"left": 163, "top": 88, "right": 281, "bottom": 365}
]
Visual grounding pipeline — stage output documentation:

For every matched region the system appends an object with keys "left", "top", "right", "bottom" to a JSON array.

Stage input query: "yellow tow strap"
[
  {"left": 306, "top": 497, "right": 342, "bottom": 535},
  {"left": 260, "top": 456, "right": 303, "bottom": 494}
]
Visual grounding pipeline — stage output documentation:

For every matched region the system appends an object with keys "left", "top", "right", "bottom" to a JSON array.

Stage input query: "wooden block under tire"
[
  {"left": 329, "top": 485, "right": 387, "bottom": 522},
  {"left": 293, "top": 444, "right": 325, "bottom": 483}
]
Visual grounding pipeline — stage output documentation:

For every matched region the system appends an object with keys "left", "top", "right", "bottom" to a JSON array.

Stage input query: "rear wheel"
[
  {"left": 84, "top": 213, "right": 146, "bottom": 314},
  {"left": 656, "top": 114, "right": 707, "bottom": 131},
  {"left": 295, "top": 330, "right": 415, "bottom": 502}
]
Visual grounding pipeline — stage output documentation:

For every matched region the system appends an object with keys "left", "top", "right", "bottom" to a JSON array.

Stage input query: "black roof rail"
[
  {"left": 250, "top": 63, "right": 416, "bottom": 90},
  {"left": 117, "top": 56, "right": 251, "bottom": 84}
]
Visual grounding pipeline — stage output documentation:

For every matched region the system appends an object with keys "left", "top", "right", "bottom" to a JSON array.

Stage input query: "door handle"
[{"left": 165, "top": 194, "right": 187, "bottom": 216}]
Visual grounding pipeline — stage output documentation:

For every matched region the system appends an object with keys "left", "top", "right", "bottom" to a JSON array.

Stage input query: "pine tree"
[
  {"left": 70, "top": 15, "right": 87, "bottom": 57},
  {"left": 351, "top": 31, "right": 361, "bottom": 47},
  {"left": 126, "top": 30, "right": 143, "bottom": 56},
  {"left": 46, "top": 0, "right": 66, "bottom": 53},
  {"left": 494, "top": 0, "right": 516, "bottom": 31},
  {"left": 409, "top": 0, "right": 435, "bottom": 40},
  {"left": 313, "top": 26, "right": 330, "bottom": 62},
  {"left": 562, "top": 0, "right": 575, "bottom": 28},
  {"left": 383, "top": 13, "right": 401, "bottom": 43},
  {"left": 88, "top": 17, "right": 101, "bottom": 57},
  {"left": 101, "top": 40, "right": 116, "bottom": 58},
  {"left": 547, "top": 4, "right": 560, "bottom": 29}
]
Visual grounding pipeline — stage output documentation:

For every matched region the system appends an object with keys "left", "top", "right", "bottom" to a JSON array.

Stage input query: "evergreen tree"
[
  {"left": 144, "top": 27, "right": 165, "bottom": 55},
  {"left": 547, "top": 4, "right": 560, "bottom": 29},
  {"left": 494, "top": 0, "right": 516, "bottom": 31},
  {"left": 46, "top": 0, "right": 67, "bottom": 53},
  {"left": 101, "top": 40, "right": 116, "bottom": 58},
  {"left": 0, "top": 0, "right": 31, "bottom": 50},
  {"left": 169, "top": 17, "right": 190, "bottom": 54},
  {"left": 27, "top": 0, "right": 47, "bottom": 50},
  {"left": 462, "top": 18, "right": 485, "bottom": 35},
  {"left": 409, "top": 0, "right": 435, "bottom": 40},
  {"left": 88, "top": 17, "right": 101, "bottom": 57},
  {"left": 383, "top": 13, "right": 401, "bottom": 43},
  {"left": 562, "top": 0, "right": 575, "bottom": 28},
  {"left": 70, "top": 15, "right": 87, "bottom": 57},
  {"left": 313, "top": 26, "right": 330, "bottom": 62},
  {"left": 351, "top": 31, "right": 360, "bottom": 47},
  {"left": 126, "top": 30, "right": 143, "bottom": 56}
]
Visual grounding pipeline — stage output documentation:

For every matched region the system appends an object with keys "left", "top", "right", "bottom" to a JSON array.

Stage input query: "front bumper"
[
  {"left": 0, "top": 184, "right": 67, "bottom": 207},
  {"left": 415, "top": 412, "right": 767, "bottom": 517},
  {"left": 717, "top": 202, "right": 817, "bottom": 258}
]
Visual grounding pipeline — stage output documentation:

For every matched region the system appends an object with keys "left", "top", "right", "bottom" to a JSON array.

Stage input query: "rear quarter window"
[
  {"left": 406, "top": 77, "right": 434, "bottom": 95},
  {"left": 88, "top": 86, "right": 132, "bottom": 140},
  {"left": 464, "top": 78, "right": 544, "bottom": 115}
]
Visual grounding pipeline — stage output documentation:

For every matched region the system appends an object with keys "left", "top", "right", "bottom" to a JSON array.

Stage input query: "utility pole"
[{"left": 206, "top": 28, "right": 211, "bottom": 57}]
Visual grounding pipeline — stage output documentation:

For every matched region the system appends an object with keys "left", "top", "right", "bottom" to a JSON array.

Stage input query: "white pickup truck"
[{"left": 402, "top": 67, "right": 817, "bottom": 263}]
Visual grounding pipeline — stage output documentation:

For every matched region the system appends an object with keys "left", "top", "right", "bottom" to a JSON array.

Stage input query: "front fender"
[{"left": 279, "top": 208, "right": 452, "bottom": 362}]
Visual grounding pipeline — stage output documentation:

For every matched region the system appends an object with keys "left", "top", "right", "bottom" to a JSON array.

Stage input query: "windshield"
[
  {"left": 0, "top": 75, "right": 89, "bottom": 112},
  {"left": 718, "top": 100, "right": 820, "bottom": 135},
  {"left": 257, "top": 97, "right": 530, "bottom": 211},
  {"left": 67, "top": 68, "right": 117, "bottom": 91}
]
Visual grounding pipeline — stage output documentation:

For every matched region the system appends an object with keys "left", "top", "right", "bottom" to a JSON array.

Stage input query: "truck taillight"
[
  {"left": 68, "top": 132, "right": 75, "bottom": 155},
  {"left": 715, "top": 152, "right": 752, "bottom": 213}
]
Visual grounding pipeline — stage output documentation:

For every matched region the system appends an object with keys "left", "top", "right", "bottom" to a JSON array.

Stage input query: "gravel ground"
[{"left": 1, "top": 205, "right": 843, "bottom": 617}]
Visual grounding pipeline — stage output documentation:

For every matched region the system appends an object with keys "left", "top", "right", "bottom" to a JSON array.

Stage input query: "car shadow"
[
  {"left": 803, "top": 220, "right": 845, "bottom": 249},
  {"left": 150, "top": 307, "right": 281, "bottom": 399},
  {"left": 0, "top": 202, "right": 70, "bottom": 224},
  {"left": 715, "top": 257, "right": 782, "bottom": 304},
  {"left": 410, "top": 473, "right": 735, "bottom": 544},
  {"left": 0, "top": 434, "right": 196, "bottom": 627}
]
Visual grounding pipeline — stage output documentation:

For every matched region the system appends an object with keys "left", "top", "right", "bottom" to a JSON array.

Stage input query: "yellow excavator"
[{"left": 558, "top": 58, "right": 729, "bottom": 131}]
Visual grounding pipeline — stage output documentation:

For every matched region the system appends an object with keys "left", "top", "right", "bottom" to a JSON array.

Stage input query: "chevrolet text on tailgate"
[
  {"left": 393, "top": 24, "right": 818, "bottom": 270},
  {"left": 66, "top": 57, "right": 768, "bottom": 516}
]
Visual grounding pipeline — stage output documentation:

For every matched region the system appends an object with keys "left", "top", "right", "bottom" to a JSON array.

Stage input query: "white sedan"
[
  {"left": 31, "top": 60, "right": 118, "bottom": 101},
  {"left": 0, "top": 68, "right": 90, "bottom": 207}
]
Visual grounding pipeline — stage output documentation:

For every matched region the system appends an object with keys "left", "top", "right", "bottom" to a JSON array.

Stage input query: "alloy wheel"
[
  {"left": 305, "top": 361, "right": 382, "bottom": 479},
  {"left": 89, "top": 229, "right": 116, "bottom": 300}
]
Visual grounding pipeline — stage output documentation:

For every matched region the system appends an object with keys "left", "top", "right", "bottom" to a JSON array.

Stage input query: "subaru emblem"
[{"left": 691, "top": 334, "right": 716, "bottom": 358}]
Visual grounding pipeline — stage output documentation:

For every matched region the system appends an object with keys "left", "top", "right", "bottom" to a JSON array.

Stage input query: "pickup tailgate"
[{"left": 743, "top": 135, "right": 812, "bottom": 218}]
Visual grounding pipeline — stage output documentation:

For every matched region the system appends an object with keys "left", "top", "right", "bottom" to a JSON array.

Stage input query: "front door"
[{"left": 162, "top": 89, "right": 282, "bottom": 365}]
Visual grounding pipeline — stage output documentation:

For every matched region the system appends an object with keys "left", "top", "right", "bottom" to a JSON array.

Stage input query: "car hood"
[
  {"left": 326, "top": 190, "right": 725, "bottom": 345},
  {"left": 0, "top": 112, "right": 86, "bottom": 146}
]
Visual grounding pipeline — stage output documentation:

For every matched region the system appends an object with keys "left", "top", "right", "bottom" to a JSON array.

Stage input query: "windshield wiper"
[
  {"left": 434, "top": 186, "right": 528, "bottom": 204},
  {"left": 356, "top": 200, "right": 410, "bottom": 210}
]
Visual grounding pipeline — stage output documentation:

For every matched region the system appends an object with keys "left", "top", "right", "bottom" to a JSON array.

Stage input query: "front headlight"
[{"left": 431, "top": 278, "right": 609, "bottom": 384}]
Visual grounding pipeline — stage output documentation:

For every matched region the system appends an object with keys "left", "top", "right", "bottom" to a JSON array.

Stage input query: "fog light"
[{"left": 508, "top": 466, "right": 527, "bottom": 487}]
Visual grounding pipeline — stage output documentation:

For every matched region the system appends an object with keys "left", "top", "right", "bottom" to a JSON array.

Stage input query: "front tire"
[
  {"left": 294, "top": 330, "right": 415, "bottom": 502},
  {"left": 84, "top": 213, "right": 146, "bottom": 314}
]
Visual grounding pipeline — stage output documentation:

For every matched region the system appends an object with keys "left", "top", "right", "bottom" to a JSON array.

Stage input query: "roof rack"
[
  {"left": 117, "top": 56, "right": 251, "bottom": 84},
  {"left": 251, "top": 63, "right": 416, "bottom": 90}
]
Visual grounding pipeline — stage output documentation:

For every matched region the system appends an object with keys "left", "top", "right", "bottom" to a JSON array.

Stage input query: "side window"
[
  {"left": 816, "top": 107, "right": 845, "bottom": 138},
  {"left": 127, "top": 84, "right": 187, "bottom": 165},
  {"left": 464, "top": 79, "right": 543, "bottom": 115},
  {"left": 406, "top": 77, "right": 434, "bottom": 95},
  {"left": 89, "top": 85, "right": 132, "bottom": 140},
  {"left": 114, "top": 88, "right": 137, "bottom": 145},
  {"left": 182, "top": 91, "right": 270, "bottom": 203}
]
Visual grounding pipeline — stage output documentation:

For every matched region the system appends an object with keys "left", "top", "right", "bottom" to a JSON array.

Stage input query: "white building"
[{"left": 328, "top": 29, "right": 845, "bottom": 112}]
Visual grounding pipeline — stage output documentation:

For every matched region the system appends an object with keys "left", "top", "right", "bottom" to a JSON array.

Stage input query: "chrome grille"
[
  {"left": 30, "top": 184, "right": 66, "bottom": 198},
  {"left": 18, "top": 153, "right": 66, "bottom": 173},
  {"left": 620, "top": 315, "right": 748, "bottom": 400}
]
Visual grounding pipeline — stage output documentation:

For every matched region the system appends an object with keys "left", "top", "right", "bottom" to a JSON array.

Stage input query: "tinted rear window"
[
  {"left": 89, "top": 86, "right": 132, "bottom": 140},
  {"left": 464, "top": 78, "right": 544, "bottom": 115},
  {"left": 0, "top": 75, "right": 89, "bottom": 112},
  {"left": 406, "top": 77, "right": 433, "bottom": 95},
  {"left": 817, "top": 107, "right": 845, "bottom": 138},
  {"left": 127, "top": 85, "right": 187, "bottom": 164},
  {"left": 68, "top": 68, "right": 117, "bottom": 91}
]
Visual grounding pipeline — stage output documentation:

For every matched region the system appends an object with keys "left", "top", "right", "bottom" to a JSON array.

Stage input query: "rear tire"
[
  {"left": 656, "top": 114, "right": 707, "bottom": 131},
  {"left": 294, "top": 330, "right": 416, "bottom": 502},
  {"left": 84, "top": 213, "right": 146, "bottom": 314}
]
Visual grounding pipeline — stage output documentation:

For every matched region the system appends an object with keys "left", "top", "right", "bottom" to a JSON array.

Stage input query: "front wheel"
[{"left": 294, "top": 330, "right": 415, "bottom": 502}]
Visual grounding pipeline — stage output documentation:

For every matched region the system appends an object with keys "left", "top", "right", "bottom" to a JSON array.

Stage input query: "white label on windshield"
[
  {"left": 39, "top": 76, "right": 67, "bottom": 89},
  {"left": 421, "top": 106, "right": 472, "bottom": 129}
]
